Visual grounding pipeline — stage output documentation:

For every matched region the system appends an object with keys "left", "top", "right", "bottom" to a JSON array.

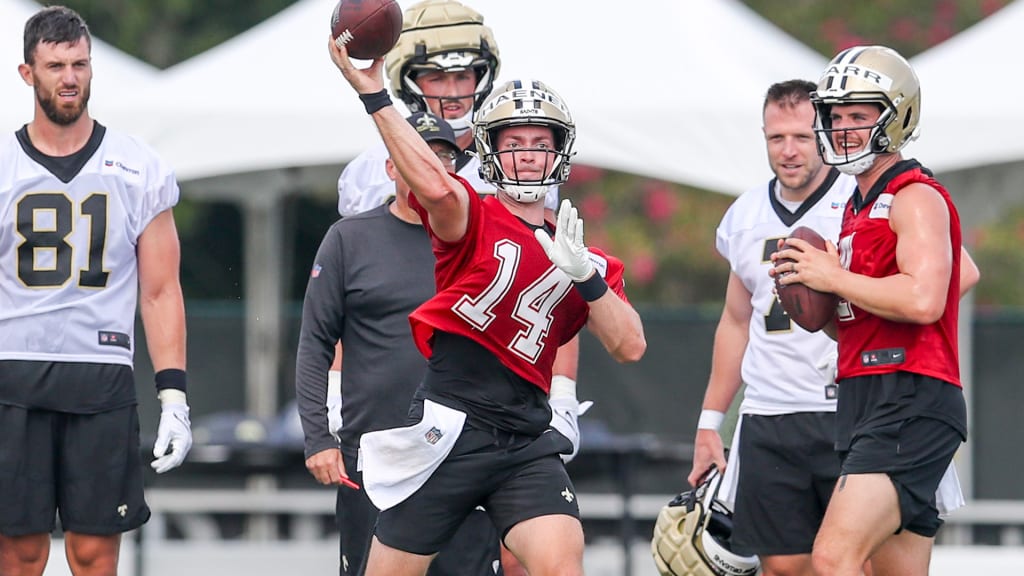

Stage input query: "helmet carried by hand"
[{"left": 651, "top": 467, "right": 759, "bottom": 576}]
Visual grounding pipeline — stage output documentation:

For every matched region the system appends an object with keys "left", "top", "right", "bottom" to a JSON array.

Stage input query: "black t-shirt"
[
  {"left": 420, "top": 331, "right": 552, "bottom": 437},
  {"left": 295, "top": 203, "right": 435, "bottom": 457}
]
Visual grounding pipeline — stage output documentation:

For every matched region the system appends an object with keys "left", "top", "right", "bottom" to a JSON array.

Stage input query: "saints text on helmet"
[
  {"left": 820, "top": 65, "right": 893, "bottom": 91},
  {"left": 479, "top": 88, "right": 566, "bottom": 117}
]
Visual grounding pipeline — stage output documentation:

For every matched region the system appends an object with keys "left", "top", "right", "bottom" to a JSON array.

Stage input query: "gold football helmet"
[
  {"left": 473, "top": 79, "right": 576, "bottom": 203},
  {"left": 651, "top": 468, "right": 759, "bottom": 576},
  {"left": 811, "top": 45, "right": 921, "bottom": 175},
  {"left": 385, "top": 0, "right": 500, "bottom": 131}
]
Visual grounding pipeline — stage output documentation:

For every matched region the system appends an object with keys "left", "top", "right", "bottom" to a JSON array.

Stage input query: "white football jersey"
[
  {"left": 0, "top": 125, "right": 179, "bottom": 366},
  {"left": 337, "top": 142, "right": 559, "bottom": 217},
  {"left": 716, "top": 170, "right": 855, "bottom": 414}
]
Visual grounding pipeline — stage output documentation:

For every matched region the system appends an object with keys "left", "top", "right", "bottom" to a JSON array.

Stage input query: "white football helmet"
[
  {"left": 811, "top": 45, "right": 921, "bottom": 175},
  {"left": 652, "top": 468, "right": 759, "bottom": 576},
  {"left": 473, "top": 79, "right": 576, "bottom": 203},
  {"left": 385, "top": 0, "right": 500, "bottom": 134}
]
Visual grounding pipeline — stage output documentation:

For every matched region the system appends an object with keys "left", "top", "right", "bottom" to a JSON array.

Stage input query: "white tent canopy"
[
  {"left": 124, "top": 0, "right": 828, "bottom": 418},
  {"left": 908, "top": 0, "right": 1024, "bottom": 174},
  {"left": 142, "top": 0, "right": 826, "bottom": 195},
  {"left": 907, "top": 0, "right": 1024, "bottom": 228},
  {"left": 0, "top": 0, "right": 158, "bottom": 133}
]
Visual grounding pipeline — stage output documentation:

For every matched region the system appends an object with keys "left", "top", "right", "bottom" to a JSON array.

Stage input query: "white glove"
[
  {"left": 548, "top": 375, "right": 594, "bottom": 463},
  {"left": 327, "top": 370, "right": 344, "bottom": 443},
  {"left": 534, "top": 199, "right": 594, "bottom": 282},
  {"left": 152, "top": 389, "right": 193, "bottom": 474}
]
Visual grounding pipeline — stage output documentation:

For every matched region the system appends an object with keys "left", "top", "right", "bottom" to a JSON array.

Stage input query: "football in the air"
[
  {"left": 775, "top": 226, "right": 838, "bottom": 332},
  {"left": 330, "top": 0, "right": 403, "bottom": 60}
]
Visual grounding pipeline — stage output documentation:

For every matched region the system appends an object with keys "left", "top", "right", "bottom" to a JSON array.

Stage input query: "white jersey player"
[
  {"left": 716, "top": 171, "right": 852, "bottom": 416},
  {"left": 689, "top": 81, "right": 855, "bottom": 576},
  {"left": 0, "top": 7, "right": 191, "bottom": 576},
  {"left": 0, "top": 127, "right": 177, "bottom": 366}
]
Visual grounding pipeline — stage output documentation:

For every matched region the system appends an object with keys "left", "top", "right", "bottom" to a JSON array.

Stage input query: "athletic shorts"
[
  {"left": 337, "top": 451, "right": 501, "bottom": 575},
  {"left": 375, "top": 425, "right": 579, "bottom": 555},
  {"left": 731, "top": 412, "right": 840, "bottom": 556},
  {"left": 0, "top": 404, "right": 150, "bottom": 536},
  {"left": 836, "top": 372, "right": 966, "bottom": 537}
]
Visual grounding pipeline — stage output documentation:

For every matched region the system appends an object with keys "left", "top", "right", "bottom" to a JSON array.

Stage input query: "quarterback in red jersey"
[
  {"left": 771, "top": 46, "right": 978, "bottom": 576},
  {"left": 408, "top": 182, "right": 627, "bottom": 394},
  {"left": 329, "top": 39, "right": 645, "bottom": 576}
]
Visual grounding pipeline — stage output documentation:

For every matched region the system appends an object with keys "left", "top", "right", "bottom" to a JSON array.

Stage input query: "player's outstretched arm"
[
  {"left": 535, "top": 200, "right": 646, "bottom": 363},
  {"left": 138, "top": 209, "right": 192, "bottom": 473},
  {"left": 327, "top": 37, "right": 468, "bottom": 242}
]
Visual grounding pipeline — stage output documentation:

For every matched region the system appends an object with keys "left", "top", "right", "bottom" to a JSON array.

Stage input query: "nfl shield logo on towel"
[{"left": 424, "top": 427, "right": 443, "bottom": 445}]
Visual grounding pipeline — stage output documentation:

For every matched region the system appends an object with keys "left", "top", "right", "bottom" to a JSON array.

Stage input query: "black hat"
[{"left": 406, "top": 112, "right": 459, "bottom": 152}]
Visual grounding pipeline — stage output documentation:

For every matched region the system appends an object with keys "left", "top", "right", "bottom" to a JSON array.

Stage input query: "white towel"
[
  {"left": 718, "top": 419, "right": 742, "bottom": 510},
  {"left": 358, "top": 399, "right": 466, "bottom": 511},
  {"left": 935, "top": 460, "right": 965, "bottom": 516}
]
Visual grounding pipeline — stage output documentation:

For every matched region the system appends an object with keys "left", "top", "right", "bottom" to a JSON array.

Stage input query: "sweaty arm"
[
  {"left": 138, "top": 209, "right": 186, "bottom": 373},
  {"left": 371, "top": 105, "right": 469, "bottom": 242},
  {"left": 327, "top": 39, "right": 468, "bottom": 241},
  {"left": 584, "top": 287, "right": 646, "bottom": 363},
  {"left": 787, "top": 183, "right": 954, "bottom": 324},
  {"left": 688, "top": 272, "right": 750, "bottom": 486},
  {"left": 847, "top": 184, "right": 954, "bottom": 323},
  {"left": 138, "top": 209, "right": 191, "bottom": 474}
]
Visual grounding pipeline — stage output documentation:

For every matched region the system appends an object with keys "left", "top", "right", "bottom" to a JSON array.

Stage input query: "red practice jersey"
[
  {"left": 836, "top": 160, "right": 961, "bottom": 386},
  {"left": 409, "top": 176, "right": 628, "bottom": 393}
]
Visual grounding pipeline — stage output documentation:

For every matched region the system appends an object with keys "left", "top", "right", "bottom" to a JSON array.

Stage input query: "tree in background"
[
  {"left": 62, "top": 0, "right": 295, "bottom": 68},
  {"left": 742, "top": 0, "right": 1008, "bottom": 58}
]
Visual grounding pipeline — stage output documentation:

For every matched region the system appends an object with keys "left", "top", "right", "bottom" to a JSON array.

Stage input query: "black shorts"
[
  {"left": 731, "top": 412, "right": 840, "bottom": 556},
  {"left": 375, "top": 426, "right": 579, "bottom": 555},
  {"left": 836, "top": 373, "right": 966, "bottom": 537},
  {"left": 337, "top": 451, "right": 501, "bottom": 575},
  {"left": 0, "top": 404, "right": 150, "bottom": 536}
]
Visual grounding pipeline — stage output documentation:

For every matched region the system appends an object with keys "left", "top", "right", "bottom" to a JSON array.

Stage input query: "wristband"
[
  {"left": 358, "top": 89, "right": 392, "bottom": 115},
  {"left": 697, "top": 409, "right": 725, "bottom": 431},
  {"left": 549, "top": 375, "right": 577, "bottom": 399},
  {"left": 155, "top": 368, "right": 187, "bottom": 394},
  {"left": 574, "top": 273, "right": 608, "bottom": 302}
]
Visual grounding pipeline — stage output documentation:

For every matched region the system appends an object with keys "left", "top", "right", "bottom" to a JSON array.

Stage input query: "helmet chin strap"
[
  {"left": 837, "top": 153, "right": 877, "bottom": 176},
  {"left": 501, "top": 184, "right": 549, "bottom": 204},
  {"left": 444, "top": 112, "right": 473, "bottom": 135}
]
